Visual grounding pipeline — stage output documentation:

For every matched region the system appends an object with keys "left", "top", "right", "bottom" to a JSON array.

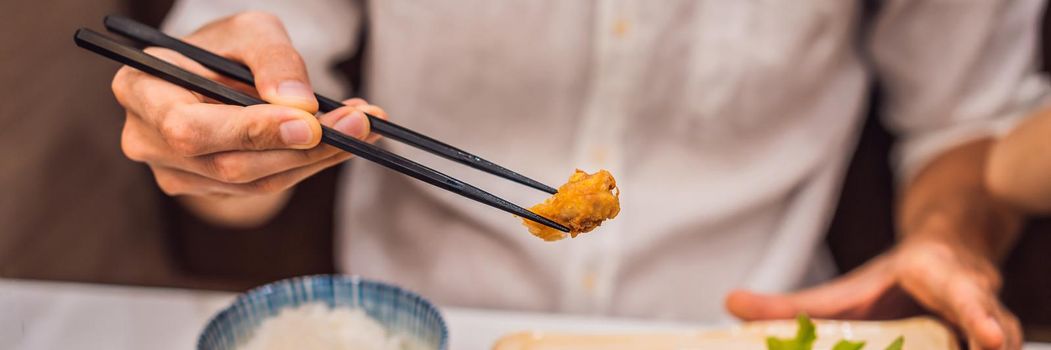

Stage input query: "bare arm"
[
  {"left": 900, "top": 139, "right": 1022, "bottom": 262},
  {"left": 986, "top": 106, "right": 1051, "bottom": 213}
]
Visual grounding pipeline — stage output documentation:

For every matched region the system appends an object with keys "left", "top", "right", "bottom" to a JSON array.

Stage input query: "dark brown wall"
[{"left": 0, "top": 0, "right": 251, "bottom": 290}]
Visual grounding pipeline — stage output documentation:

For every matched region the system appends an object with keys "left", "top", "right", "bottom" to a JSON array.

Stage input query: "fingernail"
[
  {"left": 334, "top": 111, "right": 368, "bottom": 138},
  {"left": 279, "top": 119, "right": 313, "bottom": 146},
  {"left": 276, "top": 81, "right": 313, "bottom": 101}
]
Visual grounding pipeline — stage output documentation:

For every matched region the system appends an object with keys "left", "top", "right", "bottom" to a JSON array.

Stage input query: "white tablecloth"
[{"left": 1, "top": 279, "right": 1048, "bottom": 350}]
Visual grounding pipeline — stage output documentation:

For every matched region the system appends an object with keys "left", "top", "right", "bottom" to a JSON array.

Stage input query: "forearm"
[
  {"left": 986, "top": 106, "right": 1051, "bottom": 213},
  {"left": 898, "top": 139, "right": 1023, "bottom": 261},
  {"left": 176, "top": 190, "right": 293, "bottom": 229}
]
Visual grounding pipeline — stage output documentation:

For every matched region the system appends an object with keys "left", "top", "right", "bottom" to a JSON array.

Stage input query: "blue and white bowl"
[{"left": 198, "top": 275, "right": 448, "bottom": 350}]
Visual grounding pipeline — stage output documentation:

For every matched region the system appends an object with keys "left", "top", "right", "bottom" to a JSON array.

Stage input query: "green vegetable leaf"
[
  {"left": 765, "top": 314, "right": 817, "bottom": 350},
  {"left": 883, "top": 336, "right": 904, "bottom": 350},
  {"left": 763, "top": 314, "right": 903, "bottom": 350},
  {"left": 766, "top": 337, "right": 803, "bottom": 350},
  {"left": 832, "top": 340, "right": 866, "bottom": 350}
]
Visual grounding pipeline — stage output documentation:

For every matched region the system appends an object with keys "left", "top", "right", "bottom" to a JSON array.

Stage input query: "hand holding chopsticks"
[{"left": 75, "top": 15, "right": 568, "bottom": 233}]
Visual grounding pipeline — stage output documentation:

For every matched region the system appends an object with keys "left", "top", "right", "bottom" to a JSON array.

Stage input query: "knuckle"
[
  {"left": 239, "top": 116, "right": 273, "bottom": 150},
  {"left": 896, "top": 254, "right": 934, "bottom": 282},
  {"left": 111, "top": 67, "right": 132, "bottom": 105},
  {"left": 111, "top": 66, "right": 148, "bottom": 109},
  {"left": 208, "top": 154, "right": 252, "bottom": 183},
  {"left": 897, "top": 242, "right": 949, "bottom": 274},
  {"left": 159, "top": 117, "right": 202, "bottom": 156}
]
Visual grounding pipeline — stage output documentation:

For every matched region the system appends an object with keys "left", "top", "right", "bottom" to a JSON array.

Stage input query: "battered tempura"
[{"left": 523, "top": 170, "right": 620, "bottom": 241}]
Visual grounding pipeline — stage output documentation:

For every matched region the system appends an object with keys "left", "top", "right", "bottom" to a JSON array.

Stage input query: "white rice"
[{"left": 238, "top": 303, "right": 427, "bottom": 350}]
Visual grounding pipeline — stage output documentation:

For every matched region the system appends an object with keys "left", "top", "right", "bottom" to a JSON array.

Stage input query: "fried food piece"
[{"left": 523, "top": 169, "right": 620, "bottom": 241}]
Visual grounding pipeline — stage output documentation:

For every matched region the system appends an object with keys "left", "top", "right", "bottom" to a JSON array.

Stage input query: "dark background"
[{"left": 1, "top": 0, "right": 1048, "bottom": 341}]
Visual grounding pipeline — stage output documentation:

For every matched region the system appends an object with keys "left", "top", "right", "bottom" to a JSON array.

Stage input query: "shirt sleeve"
[
  {"left": 161, "top": 0, "right": 363, "bottom": 98},
  {"left": 868, "top": 0, "right": 1051, "bottom": 182}
]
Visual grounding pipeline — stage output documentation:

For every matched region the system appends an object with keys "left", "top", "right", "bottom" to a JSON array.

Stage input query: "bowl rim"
[{"left": 196, "top": 274, "right": 449, "bottom": 350}]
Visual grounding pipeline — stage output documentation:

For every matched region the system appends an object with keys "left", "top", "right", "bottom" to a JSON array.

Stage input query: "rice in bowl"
[{"left": 238, "top": 303, "right": 427, "bottom": 350}]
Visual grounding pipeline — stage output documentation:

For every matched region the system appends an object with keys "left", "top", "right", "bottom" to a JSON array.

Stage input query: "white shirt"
[{"left": 164, "top": 0, "right": 1049, "bottom": 322}]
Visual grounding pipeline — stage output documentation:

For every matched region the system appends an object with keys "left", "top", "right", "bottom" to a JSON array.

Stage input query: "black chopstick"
[
  {"left": 73, "top": 28, "right": 570, "bottom": 233},
  {"left": 101, "top": 15, "right": 558, "bottom": 195}
]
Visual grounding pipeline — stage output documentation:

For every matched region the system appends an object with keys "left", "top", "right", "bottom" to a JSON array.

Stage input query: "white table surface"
[{"left": 1, "top": 278, "right": 1048, "bottom": 350}]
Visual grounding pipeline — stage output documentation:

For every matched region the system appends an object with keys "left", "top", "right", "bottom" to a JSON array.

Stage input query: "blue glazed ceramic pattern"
[{"left": 198, "top": 275, "right": 448, "bottom": 350}]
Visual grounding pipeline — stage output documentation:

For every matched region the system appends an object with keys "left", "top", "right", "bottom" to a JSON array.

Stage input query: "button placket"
[{"left": 557, "top": 0, "right": 635, "bottom": 315}]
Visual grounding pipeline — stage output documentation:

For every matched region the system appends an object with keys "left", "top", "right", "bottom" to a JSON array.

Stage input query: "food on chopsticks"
[
  {"left": 766, "top": 314, "right": 904, "bottom": 350},
  {"left": 523, "top": 169, "right": 620, "bottom": 241},
  {"left": 238, "top": 303, "right": 426, "bottom": 350}
]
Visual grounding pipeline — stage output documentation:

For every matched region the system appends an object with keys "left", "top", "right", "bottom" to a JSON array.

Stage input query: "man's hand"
[
  {"left": 110, "top": 12, "right": 385, "bottom": 226},
  {"left": 727, "top": 140, "right": 1023, "bottom": 350},
  {"left": 726, "top": 237, "right": 1021, "bottom": 350}
]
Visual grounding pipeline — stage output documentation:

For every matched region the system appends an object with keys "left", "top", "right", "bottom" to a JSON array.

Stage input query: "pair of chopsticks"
[{"left": 74, "top": 15, "right": 569, "bottom": 233}]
